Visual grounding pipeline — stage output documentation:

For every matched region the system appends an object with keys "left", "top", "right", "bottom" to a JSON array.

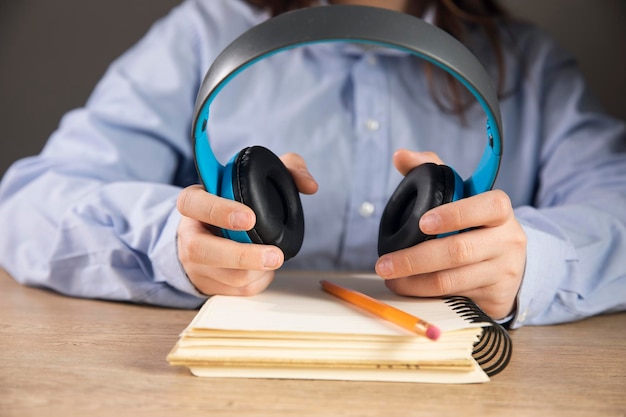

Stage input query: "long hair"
[{"left": 245, "top": 0, "right": 510, "bottom": 118}]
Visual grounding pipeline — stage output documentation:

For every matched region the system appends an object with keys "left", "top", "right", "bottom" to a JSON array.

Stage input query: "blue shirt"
[{"left": 1, "top": 0, "right": 625, "bottom": 328}]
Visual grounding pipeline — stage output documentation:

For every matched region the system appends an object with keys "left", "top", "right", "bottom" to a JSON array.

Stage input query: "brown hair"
[{"left": 245, "top": 0, "right": 510, "bottom": 117}]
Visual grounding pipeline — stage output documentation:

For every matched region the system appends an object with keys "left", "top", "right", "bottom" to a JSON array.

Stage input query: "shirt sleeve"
[
  {"left": 0, "top": 2, "right": 209, "bottom": 308},
  {"left": 510, "top": 30, "right": 626, "bottom": 328}
]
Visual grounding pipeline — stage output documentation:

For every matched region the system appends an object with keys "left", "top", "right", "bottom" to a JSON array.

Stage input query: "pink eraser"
[{"left": 426, "top": 325, "right": 441, "bottom": 341}]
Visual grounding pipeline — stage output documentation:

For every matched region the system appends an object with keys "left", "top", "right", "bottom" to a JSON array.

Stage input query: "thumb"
[
  {"left": 280, "top": 152, "right": 319, "bottom": 195},
  {"left": 392, "top": 149, "right": 445, "bottom": 176}
]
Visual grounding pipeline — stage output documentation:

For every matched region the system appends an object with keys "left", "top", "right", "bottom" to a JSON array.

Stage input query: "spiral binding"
[{"left": 444, "top": 296, "right": 513, "bottom": 377}]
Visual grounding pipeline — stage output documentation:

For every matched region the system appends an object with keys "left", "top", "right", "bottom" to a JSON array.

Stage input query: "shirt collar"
[
  {"left": 316, "top": 1, "right": 436, "bottom": 24},
  {"left": 302, "top": 2, "right": 436, "bottom": 58}
]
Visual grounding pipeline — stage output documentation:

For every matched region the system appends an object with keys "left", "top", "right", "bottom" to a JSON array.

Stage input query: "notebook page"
[
  {"left": 189, "top": 272, "right": 480, "bottom": 336},
  {"left": 188, "top": 362, "right": 490, "bottom": 384}
]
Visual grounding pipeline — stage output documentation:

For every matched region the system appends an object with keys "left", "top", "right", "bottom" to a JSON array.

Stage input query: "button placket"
[{"left": 340, "top": 52, "right": 391, "bottom": 265}]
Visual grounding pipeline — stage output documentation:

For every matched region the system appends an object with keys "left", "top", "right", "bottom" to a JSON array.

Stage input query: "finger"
[
  {"left": 280, "top": 152, "right": 318, "bottom": 195},
  {"left": 189, "top": 268, "right": 275, "bottom": 296},
  {"left": 178, "top": 229, "right": 284, "bottom": 273},
  {"left": 419, "top": 189, "right": 513, "bottom": 235},
  {"left": 387, "top": 272, "right": 516, "bottom": 320},
  {"left": 451, "top": 286, "right": 518, "bottom": 320},
  {"left": 383, "top": 260, "right": 497, "bottom": 298},
  {"left": 392, "top": 149, "right": 445, "bottom": 176},
  {"left": 177, "top": 185, "right": 256, "bottom": 231},
  {"left": 375, "top": 228, "right": 497, "bottom": 279},
  {"left": 177, "top": 216, "right": 283, "bottom": 273}
]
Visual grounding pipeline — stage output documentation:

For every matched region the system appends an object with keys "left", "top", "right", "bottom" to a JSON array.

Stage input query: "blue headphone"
[{"left": 192, "top": 5, "right": 503, "bottom": 260}]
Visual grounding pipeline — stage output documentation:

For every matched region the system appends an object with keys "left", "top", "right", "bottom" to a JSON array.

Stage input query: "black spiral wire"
[{"left": 445, "top": 296, "right": 513, "bottom": 376}]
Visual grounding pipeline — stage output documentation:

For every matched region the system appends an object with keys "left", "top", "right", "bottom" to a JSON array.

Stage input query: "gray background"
[{"left": 1, "top": 0, "right": 625, "bottom": 178}]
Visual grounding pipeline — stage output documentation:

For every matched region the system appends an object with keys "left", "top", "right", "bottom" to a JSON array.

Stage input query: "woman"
[{"left": 0, "top": 0, "right": 624, "bottom": 328}]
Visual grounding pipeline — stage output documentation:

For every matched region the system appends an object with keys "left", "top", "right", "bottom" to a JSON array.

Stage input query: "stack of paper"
[{"left": 167, "top": 272, "right": 490, "bottom": 383}]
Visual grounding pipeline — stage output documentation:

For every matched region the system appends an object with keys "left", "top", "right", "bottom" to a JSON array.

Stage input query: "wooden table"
[{"left": 1, "top": 269, "right": 624, "bottom": 417}]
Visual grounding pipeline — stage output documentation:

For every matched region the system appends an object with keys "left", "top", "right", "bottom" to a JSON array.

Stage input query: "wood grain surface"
[{"left": 1, "top": 269, "right": 624, "bottom": 417}]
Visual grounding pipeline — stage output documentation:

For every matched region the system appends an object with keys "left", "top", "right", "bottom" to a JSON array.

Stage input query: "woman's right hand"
[{"left": 176, "top": 153, "right": 318, "bottom": 296}]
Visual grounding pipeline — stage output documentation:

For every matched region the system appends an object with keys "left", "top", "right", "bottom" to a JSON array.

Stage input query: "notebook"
[{"left": 167, "top": 271, "right": 512, "bottom": 383}]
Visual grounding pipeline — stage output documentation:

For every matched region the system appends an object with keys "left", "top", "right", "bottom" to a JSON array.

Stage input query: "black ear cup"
[
  {"left": 378, "top": 163, "right": 457, "bottom": 256},
  {"left": 232, "top": 146, "right": 304, "bottom": 260}
]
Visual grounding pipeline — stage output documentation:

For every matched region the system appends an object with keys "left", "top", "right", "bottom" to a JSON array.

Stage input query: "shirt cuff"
[
  {"left": 494, "top": 313, "right": 515, "bottom": 329},
  {"left": 149, "top": 206, "right": 208, "bottom": 305},
  {"left": 508, "top": 217, "right": 573, "bottom": 329}
]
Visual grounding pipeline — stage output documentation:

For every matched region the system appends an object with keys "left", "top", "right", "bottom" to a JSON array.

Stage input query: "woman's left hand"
[{"left": 375, "top": 149, "right": 527, "bottom": 320}]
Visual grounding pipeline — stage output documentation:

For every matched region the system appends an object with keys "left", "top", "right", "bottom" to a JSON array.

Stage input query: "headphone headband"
[{"left": 193, "top": 5, "right": 503, "bottom": 195}]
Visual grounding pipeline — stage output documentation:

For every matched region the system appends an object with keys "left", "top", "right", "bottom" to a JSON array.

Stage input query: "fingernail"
[
  {"left": 263, "top": 250, "right": 281, "bottom": 268},
  {"left": 376, "top": 258, "right": 393, "bottom": 278},
  {"left": 420, "top": 213, "right": 440, "bottom": 233},
  {"left": 230, "top": 211, "right": 252, "bottom": 229}
]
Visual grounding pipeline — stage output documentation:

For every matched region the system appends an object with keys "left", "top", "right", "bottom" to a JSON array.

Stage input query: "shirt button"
[
  {"left": 364, "top": 119, "right": 380, "bottom": 131},
  {"left": 366, "top": 55, "right": 378, "bottom": 66},
  {"left": 358, "top": 201, "right": 376, "bottom": 218}
]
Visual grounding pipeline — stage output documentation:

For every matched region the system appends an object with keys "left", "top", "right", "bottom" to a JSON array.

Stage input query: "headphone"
[{"left": 192, "top": 5, "right": 503, "bottom": 260}]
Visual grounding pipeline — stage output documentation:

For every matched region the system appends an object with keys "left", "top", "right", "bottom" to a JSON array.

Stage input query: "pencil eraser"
[{"left": 426, "top": 325, "right": 441, "bottom": 341}]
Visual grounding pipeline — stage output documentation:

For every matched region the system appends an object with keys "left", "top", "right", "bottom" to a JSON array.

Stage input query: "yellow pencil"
[{"left": 320, "top": 280, "right": 441, "bottom": 341}]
